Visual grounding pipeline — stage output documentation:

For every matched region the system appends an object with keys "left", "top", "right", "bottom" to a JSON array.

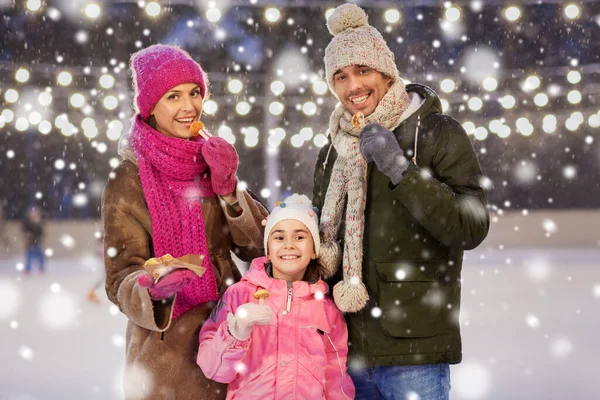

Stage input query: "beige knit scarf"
[{"left": 320, "top": 81, "right": 409, "bottom": 312}]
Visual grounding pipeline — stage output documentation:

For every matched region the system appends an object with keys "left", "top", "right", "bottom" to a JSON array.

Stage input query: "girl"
[
  {"left": 198, "top": 194, "right": 355, "bottom": 399},
  {"left": 102, "top": 44, "right": 268, "bottom": 399}
]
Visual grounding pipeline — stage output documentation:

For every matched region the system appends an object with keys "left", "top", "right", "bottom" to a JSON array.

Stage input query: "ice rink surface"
[{"left": 1, "top": 247, "right": 599, "bottom": 400}]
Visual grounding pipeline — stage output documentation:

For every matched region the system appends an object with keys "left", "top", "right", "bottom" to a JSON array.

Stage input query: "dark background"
[{"left": 1, "top": 0, "right": 599, "bottom": 220}]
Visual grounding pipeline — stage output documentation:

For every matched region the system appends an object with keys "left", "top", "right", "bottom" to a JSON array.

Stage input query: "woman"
[{"left": 102, "top": 44, "right": 267, "bottom": 400}]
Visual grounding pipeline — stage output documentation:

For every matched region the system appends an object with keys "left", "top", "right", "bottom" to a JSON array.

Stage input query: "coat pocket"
[
  {"left": 298, "top": 359, "right": 326, "bottom": 399},
  {"left": 376, "top": 260, "right": 444, "bottom": 338},
  {"left": 297, "top": 326, "right": 328, "bottom": 398},
  {"left": 297, "top": 326, "right": 328, "bottom": 381},
  {"left": 233, "top": 361, "right": 277, "bottom": 396}
]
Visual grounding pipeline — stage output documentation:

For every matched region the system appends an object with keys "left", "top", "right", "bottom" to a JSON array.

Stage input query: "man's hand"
[{"left": 359, "top": 123, "right": 408, "bottom": 185}]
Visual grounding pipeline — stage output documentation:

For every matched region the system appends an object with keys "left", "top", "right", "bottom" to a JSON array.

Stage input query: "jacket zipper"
[
  {"left": 286, "top": 282, "right": 293, "bottom": 313},
  {"left": 412, "top": 114, "right": 421, "bottom": 165},
  {"left": 322, "top": 142, "right": 333, "bottom": 172}
]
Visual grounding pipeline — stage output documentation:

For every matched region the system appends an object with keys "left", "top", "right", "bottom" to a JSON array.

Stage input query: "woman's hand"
[
  {"left": 201, "top": 137, "right": 239, "bottom": 195},
  {"left": 138, "top": 269, "right": 197, "bottom": 300}
]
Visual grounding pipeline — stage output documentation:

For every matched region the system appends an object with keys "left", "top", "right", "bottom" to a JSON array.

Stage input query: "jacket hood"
[
  {"left": 242, "top": 256, "right": 329, "bottom": 298},
  {"left": 405, "top": 83, "right": 442, "bottom": 118}
]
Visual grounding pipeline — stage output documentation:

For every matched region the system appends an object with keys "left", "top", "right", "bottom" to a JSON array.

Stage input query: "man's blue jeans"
[
  {"left": 349, "top": 363, "right": 451, "bottom": 400},
  {"left": 25, "top": 245, "right": 45, "bottom": 273}
]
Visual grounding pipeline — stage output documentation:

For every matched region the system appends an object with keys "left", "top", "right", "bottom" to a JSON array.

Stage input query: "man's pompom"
[
  {"left": 327, "top": 3, "right": 369, "bottom": 36},
  {"left": 318, "top": 240, "right": 341, "bottom": 278},
  {"left": 333, "top": 278, "right": 369, "bottom": 313}
]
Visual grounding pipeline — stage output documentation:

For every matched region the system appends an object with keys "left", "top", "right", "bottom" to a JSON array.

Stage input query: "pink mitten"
[
  {"left": 201, "top": 137, "right": 239, "bottom": 195},
  {"left": 138, "top": 269, "right": 197, "bottom": 300}
]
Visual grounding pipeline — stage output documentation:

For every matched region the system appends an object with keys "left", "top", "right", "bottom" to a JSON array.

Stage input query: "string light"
[
  {"left": 384, "top": 9, "right": 401, "bottom": 24},
  {"left": 0, "top": 2, "right": 596, "bottom": 156},
  {"left": 84, "top": 3, "right": 101, "bottom": 19},
  {"left": 145, "top": 2, "right": 161, "bottom": 17},
  {"left": 504, "top": 6, "right": 521, "bottom": 22}
]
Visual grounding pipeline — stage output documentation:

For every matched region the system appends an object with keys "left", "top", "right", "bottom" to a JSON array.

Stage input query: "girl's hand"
[{"left": 226, "top": 303, "right": 273, "bottom": 341}]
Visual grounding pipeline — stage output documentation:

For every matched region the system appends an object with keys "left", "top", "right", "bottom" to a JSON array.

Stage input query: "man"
[{"left": 312, "top": 4, "right": 490, "bottom": 399}]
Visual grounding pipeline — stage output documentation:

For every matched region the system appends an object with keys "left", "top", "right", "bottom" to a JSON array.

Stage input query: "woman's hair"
[{"left": 146, "top": 115, "right": 157, "bottom": 130}]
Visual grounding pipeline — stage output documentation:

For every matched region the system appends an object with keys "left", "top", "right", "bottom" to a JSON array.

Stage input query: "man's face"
[{"left": 333, "top": 65, "right": 393, "bottom": 117}]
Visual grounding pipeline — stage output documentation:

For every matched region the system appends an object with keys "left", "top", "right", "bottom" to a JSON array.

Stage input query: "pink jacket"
[{"left": 198, "top": 257, "right": 355, "bottom": 399}]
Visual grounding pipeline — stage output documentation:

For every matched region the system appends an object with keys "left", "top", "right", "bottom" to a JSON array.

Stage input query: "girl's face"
[
  {"left": 267, "top": 219, "right": 316, "bottom": 282},
  {"left": 150, "top": 83, "right": 203, "bottom": 139}
]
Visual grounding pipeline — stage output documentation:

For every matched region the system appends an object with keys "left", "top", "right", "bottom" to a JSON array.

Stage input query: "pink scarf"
[{"left": 130, "top": 116, "right": 218, "bottom": 318}]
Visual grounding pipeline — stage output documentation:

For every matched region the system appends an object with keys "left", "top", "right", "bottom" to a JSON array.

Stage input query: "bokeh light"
[
  {"left": 564, "top": 4, "right": 580, "bottom": 19},
  {"left": 265, "top": 8, "right": 281, "bottom": 23},
  {"left": 384, "top": 9, "right": 401, "bottom": 24},
  {"left": 504, "top": 6, "right": 521, "bottom": 21},
  {"left": 145, "top": 1, "right": 161, "bottom": 17}
]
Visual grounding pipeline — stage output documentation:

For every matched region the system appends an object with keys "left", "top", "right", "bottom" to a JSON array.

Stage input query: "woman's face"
[{"left": 150, "top": 83, "right": 203, "bottom": 139}]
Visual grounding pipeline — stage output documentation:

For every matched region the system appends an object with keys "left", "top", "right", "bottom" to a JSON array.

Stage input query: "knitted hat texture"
[
  {"left": 130, "top": 44, "right": 208, "bottom": 119},
  {"left": 263, "top": 194, "right": 320, "bottom": 256},
  {"left": 324, "top": 3, "right": 403, "bottom": 97}
]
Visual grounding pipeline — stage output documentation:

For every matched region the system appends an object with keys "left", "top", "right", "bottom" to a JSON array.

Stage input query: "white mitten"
[{"left": 226, "top": 303, "right": 273, "bottom": 341}]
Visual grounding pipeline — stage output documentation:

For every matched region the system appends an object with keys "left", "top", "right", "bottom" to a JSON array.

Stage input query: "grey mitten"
[
  {"left": 226, "top": 302, "right": 273, "bottom": 341},
  {"left": 359, "top": 123, "right": 409, "bottom": 185}
]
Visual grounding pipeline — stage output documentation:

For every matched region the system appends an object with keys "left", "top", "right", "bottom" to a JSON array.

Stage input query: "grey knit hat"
[{"left": 324, "top": 3, "right": 403, "bottom": 98}]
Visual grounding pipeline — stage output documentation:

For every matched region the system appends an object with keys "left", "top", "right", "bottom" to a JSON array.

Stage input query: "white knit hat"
[
  {"left": 324, "top": 3, "right": 403, "bottom": 97},
  {"left": 263, "top": 194, "right": 321, "bottom": 256}
]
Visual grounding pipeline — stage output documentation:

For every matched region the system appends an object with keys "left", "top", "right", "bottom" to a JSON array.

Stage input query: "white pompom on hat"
[
  {"left": 324, "top": 3, "right": 403, "bottom": 98},
  {"left": 262, "top": 194, "right": 321, "bottom": 257},
  {"left": 326, "top": 3, "right": 368, "bottom": 35}
]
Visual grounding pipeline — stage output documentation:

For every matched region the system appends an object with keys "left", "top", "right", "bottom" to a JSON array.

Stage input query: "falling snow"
[
  {"left": 452, "top": 362, "right": 492, "bottom": 399},
  {"left": 524, "top": 256, "right": 552, "bottom": 283},
  {"left": 0, "top": 1, "right": 599, "bottom": 399}
]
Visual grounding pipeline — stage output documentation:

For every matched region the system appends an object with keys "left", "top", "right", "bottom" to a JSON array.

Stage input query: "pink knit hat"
[{"left": 130, "top": 44, "right": 208, "bottom": 119}]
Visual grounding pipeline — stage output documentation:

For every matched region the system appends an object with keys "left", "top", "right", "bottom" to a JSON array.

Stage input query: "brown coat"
[{"left": 102, "top": 159, "right": 268, "bottom": 400}]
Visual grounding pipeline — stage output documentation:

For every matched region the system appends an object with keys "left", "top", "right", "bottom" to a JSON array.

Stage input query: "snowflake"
[
  {"left": 370, "top": 307, "right": 382, "bottom": 318},
  {"left": 523, "top": 256, "right": 552, "bottom": 283},
  {"left": 234, "top": 361, "right": 248, "bottom": 374},
  {"left": 525, "top": 314, "right": 540, "bottom": 328},
  {"left": 39, "top": 290, "right": 78, "bottom": 330},
  {"left": 593, "top": 284, "right": 600, "bottom": 298},
  {"left": 541, "top": 219, "right": 557, "bottom": 234},
  {"left": 106, "top": 247, "right": 118, "bottom": 258},
  {"left": 0, "top": 279, "right": 21, "bottom": 319},
  {"left": 550, "top": 337, "right": 574, "bottom": 358},
  {"left": 453, "top": 361, "right": 492, "bottom": 399},
  {"left": 19, "top": 345, "right": 34, "bottom": 361},
  {"left": 123, "top": 363, "right": 154, "bottom": 399}
]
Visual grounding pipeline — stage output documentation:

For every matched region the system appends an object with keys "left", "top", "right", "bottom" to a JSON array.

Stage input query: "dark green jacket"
[{"left": 312, "top": 83, "right": 489, "bottom": 367}]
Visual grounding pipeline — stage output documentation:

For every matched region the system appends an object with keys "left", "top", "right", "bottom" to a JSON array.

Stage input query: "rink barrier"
[{"left": 1, "top": 209, "right": 599, "bottom": 260}]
